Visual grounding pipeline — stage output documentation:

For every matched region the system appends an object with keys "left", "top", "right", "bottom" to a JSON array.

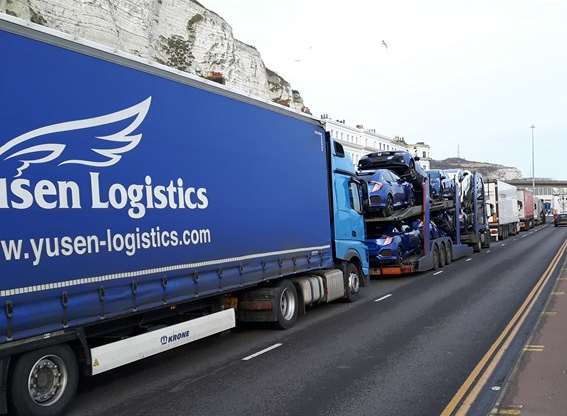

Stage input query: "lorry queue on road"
[{"left": 0, "top": 13, "right": 557, "bottom": 416}]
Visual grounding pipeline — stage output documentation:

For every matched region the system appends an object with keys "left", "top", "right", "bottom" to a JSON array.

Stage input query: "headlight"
[{"left": 376, "top": 237, "right": 394, "bottom": 245}]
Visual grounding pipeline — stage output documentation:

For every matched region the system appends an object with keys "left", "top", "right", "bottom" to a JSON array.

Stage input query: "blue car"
[
  {"left": 358, "top": 151, "right": 427, "bottom": 187},
  {"left": 358, "top": 169, "right": 415, "bottom": 216},
  {"left": 367, "top": 219, "right": 446, "bottom": 267},
  {"left": 427, "top": 170, "right": 444, "bottom": 200},
  {"left": 428, "top": 169, "right": 455, "bottom": 200},
  {"left": 366, "top": 222, "right": 421, "bottom": 266}
]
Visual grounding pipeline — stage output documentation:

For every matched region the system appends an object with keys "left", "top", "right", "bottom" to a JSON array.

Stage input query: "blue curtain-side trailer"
[{"left": 0, "top": 14, "right": 368, "bottom": 415}]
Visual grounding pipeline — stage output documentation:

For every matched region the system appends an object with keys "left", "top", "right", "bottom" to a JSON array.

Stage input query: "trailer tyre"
[
  {"left": 445, "top": 244, "right": 453, "bottom": 264},
  {"left": 473, "top": 239, "right": 482, "bottom": 253},
  {"left": 432, "top": 246, "right": 439, "bottom": 270},
  {"left": 440, "top": 243, "right": 449, "bottom": 265},
  {"left": 438, "top": 244, "right": 446, "bottom": 268},
  {"left": 10, "top": 344, "right": 78, "bottom": 416},
  {"left": 481, "top": 231, "right": 491, "bottom": 249},
  {"left": 274, "top": 280, "right": 299, "bottom": 330},
  {"left": 343, "top": 262, "right": 361, "bottom": 303}
]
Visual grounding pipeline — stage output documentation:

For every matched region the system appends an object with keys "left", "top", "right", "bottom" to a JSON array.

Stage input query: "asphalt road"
[{"left": 68, "top": 224, "right": 567, "bottom": 416}]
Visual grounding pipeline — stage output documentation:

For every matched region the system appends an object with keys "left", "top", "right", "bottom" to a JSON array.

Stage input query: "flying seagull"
[{"left": 293, "top": 46, "right": 314, "bottom": 63}]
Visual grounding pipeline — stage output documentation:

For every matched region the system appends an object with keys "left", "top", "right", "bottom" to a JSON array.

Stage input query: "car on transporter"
[
  {"left": 366, "top": 222, "right": 421, "bottom": 266},
  {"left": 427, "top": 169, "right": 456, "bottom": 200},
  {"left": 366, "top": 219, "right": 446, "bottom": 266},
  {"left": 357, "top": 151, "right": 427, "bottom": 187},
  {"left": 358, "top": 169, "right": 415, "bottom": 216}
]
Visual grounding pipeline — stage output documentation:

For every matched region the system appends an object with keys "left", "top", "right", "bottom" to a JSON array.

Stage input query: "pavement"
[
  {"left": 491, "top": 244, "right": 567, "bottom": 416},
  {"left": 66, "top": 224, "right": 567, "bottom": 416}
]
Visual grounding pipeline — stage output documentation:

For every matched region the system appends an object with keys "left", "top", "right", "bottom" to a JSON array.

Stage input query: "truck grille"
[{"left": 380, "top": 249, "right": 393, "bottom": 257}]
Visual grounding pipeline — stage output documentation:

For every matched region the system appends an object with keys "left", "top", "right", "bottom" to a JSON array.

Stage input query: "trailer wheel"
[
  {"left": 432, "top": 246, "right": 440, "bottom": 270},
  {"left": 440, "top": 243, "right": 448, "bottom": 266},
  {"left": 274, "top": 280, "right": 299, "bottom": 329},
  {"left": 10, "top": 344, "right": 78, "bottom": 416},
  {"left": 445, "top": 244, "right": 453, "bottom": 264},
  {"left": 343, "top": 262, "right": 361, "bottom": 302},
  {"left": 438, "top": 244, "right": 446, "bottom": 268},
  {"left": 473, "top": 238, "right": 482, "bottom": 253},
  {"left": 481, "top": 231, "right": 491, "bottom": 249}
]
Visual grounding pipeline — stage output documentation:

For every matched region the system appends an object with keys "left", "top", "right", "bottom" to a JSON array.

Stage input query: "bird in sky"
[
  {"left": 381, "top": 40, "right": 388, "bottom": 49},
  {"left": 293, "top": 46, "right": 314, "bottom": 63}
]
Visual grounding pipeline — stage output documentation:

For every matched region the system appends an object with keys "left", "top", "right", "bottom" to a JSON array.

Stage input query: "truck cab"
[{"left": 330, "top": 141, "right": 369, "bottom": 283}]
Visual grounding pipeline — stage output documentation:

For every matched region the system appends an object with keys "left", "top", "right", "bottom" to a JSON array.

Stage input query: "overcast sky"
[{"left": 204, "top": 0, "right": 566, "bottom": 179}]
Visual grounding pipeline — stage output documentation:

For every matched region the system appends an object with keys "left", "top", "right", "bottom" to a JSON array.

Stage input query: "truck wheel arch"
[{"left": 341, "top": 251, "right": 367, "bottom": 287}]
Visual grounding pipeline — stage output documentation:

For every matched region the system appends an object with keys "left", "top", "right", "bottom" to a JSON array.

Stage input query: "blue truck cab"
[{"left": 330, "top": 140, "right": 369, "bottom": 282}]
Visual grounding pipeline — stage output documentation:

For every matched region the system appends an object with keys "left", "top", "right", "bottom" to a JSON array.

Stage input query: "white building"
[
  {"left": 321, "top": 116, "right": 431, "bottom": 170},
  {"left": 408, "top": 141, "right": 431, "bottom": 170}
]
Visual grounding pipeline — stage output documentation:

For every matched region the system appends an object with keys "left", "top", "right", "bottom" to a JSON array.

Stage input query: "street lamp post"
[{"left": 530, "top": 125, "right": 535, "bottom": 194}]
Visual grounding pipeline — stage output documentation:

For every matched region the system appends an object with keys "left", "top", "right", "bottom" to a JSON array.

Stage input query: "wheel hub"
[
  {"left": 349, "top": 272, "right": 360, "bottom": 294},
  {"left": 280, "top": 288, "right": 296, "bottom": 321},
  {"left": 28, "top": 355, "right": 68, "bottom": 406}
]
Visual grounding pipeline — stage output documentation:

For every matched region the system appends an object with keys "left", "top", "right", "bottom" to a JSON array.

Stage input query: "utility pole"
[
  {"left": 530, "top": 125, "right": 535, "bottom": 194},
  {"left": 457, "top": 144, "right": 460, "bottom": 159}
]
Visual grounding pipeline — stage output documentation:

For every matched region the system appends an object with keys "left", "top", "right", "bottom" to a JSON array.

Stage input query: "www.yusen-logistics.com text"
[{"left": 0, "top": 226, "right": 212, "bottom": 266}]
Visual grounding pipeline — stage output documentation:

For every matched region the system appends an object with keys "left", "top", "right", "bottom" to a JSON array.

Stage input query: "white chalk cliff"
[{"left": 1, "top": 0, "right": 310, "bottom": 113}]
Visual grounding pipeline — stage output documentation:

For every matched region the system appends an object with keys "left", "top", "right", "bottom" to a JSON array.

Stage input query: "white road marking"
[
  {"left": 374, "top": 293, "right": 393, "bottom": 303},
  {"left": 486, "top": 250, "right": 491, "bottom": 253},
  {"left": 465, "top": 258, "right": 472, "bottom": 262},
  {"left": 501, "top": 243, "right": 506, "bottom": 247},
  {"left": 242, "top": 343, "right": 283, "bottom": 361},
  {"left": 433, "top": 271, "right": 444, "bottom": 276}
]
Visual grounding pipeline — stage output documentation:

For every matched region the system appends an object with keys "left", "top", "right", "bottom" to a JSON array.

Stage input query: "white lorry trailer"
[{"left": 485, "top": 181, "right": 520, "bottom": 240}]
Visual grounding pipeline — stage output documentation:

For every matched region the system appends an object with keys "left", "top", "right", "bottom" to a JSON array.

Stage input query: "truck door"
[{"left": 334, "top": 173, "right": 364, "bottom": 241}]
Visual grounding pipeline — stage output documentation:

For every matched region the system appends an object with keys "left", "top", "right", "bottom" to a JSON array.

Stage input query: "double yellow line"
[{"left": 441, "top": 238, "right": 567, "bottom": 416}]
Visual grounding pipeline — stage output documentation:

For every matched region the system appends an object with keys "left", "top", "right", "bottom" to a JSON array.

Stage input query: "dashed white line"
[
  {"left": 500, "top": 243, "right": 506, "bottom": 247},
  {"left": 433, "top": 271, "right": 444, "bottom": 276},
  {"left": 242, "top": 343, "right": 283, "bottom": 361},
  {"left": 465, "top": 258, "right": 472, "bottom": 262},
  {"left": 486, "top": 249, "right": 491, "bottom": 253},
  {"left": 374, "top": 293, "right": 392, "bottom": 303}
]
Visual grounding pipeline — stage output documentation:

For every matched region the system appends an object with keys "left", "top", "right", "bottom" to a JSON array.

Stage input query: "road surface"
[{"left": 68, "top": 224, "right": 567, "bottom": 416}]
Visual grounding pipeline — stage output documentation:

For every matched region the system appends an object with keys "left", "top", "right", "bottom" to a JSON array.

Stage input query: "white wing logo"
[{"left": 0, "top": 97, "right": 152, "bottom": 177}]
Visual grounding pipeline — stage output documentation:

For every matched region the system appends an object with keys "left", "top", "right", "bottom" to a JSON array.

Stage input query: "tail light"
[{"left": 370, "top": 181, "right": 383, "bottom": 192}]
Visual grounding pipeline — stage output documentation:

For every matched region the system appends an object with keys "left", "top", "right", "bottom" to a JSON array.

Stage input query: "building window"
[{"left": 423, "top": 151, "right": 427, "bottom": 158}]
